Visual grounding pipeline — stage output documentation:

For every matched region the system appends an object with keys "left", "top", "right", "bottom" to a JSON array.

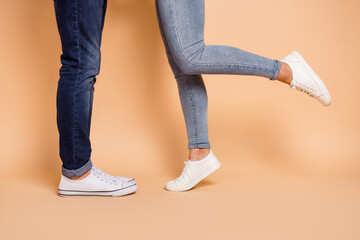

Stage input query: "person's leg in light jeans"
[
  {"left": 155, "top": 0, "right": 288, "bottom": 160},
  {"left": 54, "top": 0, "right": 107, "bottom": 178}
]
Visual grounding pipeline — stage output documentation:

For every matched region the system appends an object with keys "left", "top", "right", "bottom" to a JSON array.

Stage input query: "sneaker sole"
[
  {"left": 165, "top": 160, "right": 221, "bottom": 192},
  {"left": 58, "top": 183, "right": 137, "bottom": 197},
  {"left": 290, "top": 51, "right": 331, "bottom": 106}
]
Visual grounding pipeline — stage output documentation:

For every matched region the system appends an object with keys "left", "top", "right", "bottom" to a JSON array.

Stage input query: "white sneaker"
[
  {"left": 115, "top": 176, "right": 136, "bottom": 184},
  {"left": 58, "top": 166, "right": 137, "bottom": 197},
  {"left": 165, "top": 150, "right": 221, "bottom": 192},
  {"left": 281, "top": 51, "right": 331, "bottom": 106}
]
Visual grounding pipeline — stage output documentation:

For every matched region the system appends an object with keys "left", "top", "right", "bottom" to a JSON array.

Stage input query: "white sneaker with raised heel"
[
  {"left": 165, "top": 150, "right": 221, "bottom": 192},
  {"left": 281, "top": 51, "right": 331, "bottom": 106},
  {"left": 58, "top": 166, "right": 137, "bottom": 197}
]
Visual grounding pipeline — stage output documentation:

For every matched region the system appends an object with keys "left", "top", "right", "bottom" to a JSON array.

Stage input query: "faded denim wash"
[
  {"left": 155, "top": 0, "right": 281, "bottom": 149},
  {"left": 54, "top": 0, "right": 281, "bottom": 178}
]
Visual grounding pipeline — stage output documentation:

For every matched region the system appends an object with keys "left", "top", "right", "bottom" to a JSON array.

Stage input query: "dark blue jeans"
[
  {"left": 54, "top": 0, "right": 281, "bottom": 178},
  {"left": 54, "top": 0, "right": 107, "bottom": 178}
]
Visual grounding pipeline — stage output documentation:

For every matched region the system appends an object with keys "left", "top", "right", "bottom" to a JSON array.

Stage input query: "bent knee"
[
  {"left": 176, "top": 59, "right": 199, "bottom": 75},
  {"left": 172, "top": 41, "right": 206, "bottom": 75}
]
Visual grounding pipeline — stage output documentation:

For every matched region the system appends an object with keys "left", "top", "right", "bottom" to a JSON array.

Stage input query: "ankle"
[
  {"left": 188, "top": 148, "right": 211, "bottom": 161},
  {"left": 71, "top": 170, "right": 91, "bottom": 180},
  {"left": 277, "top": 62, "right": 293, "bottom": 85}
]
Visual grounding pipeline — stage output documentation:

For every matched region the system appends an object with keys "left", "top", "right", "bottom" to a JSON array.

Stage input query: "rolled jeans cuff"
[
  {"left": 188, "top": 143, "right": 211, "bottom": 149},
  {"left": 270, "top": 59, "right": 282, "bottom": 80},
  {"left": 62, "top": 159, "right": 93, "bottom": 178}
]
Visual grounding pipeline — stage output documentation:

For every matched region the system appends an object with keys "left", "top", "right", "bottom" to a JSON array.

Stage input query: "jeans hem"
[
  {"left": 188, "top": 143, "right": 211, "bottom": 149},
  {"left": 270, "top": 59, "right": 282, "bottom": 80},
  {"left": 62, "top": 159, "right": 92, "bottom": 178}
]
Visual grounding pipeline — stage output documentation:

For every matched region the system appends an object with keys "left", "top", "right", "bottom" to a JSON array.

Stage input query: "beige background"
[{"left": 1, "top": 0, "right": 359, "bottom": 239}]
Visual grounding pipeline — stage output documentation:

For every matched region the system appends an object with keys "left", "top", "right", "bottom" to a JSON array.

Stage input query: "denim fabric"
[
  {"left": 155, "top": 0, "right": 281, "bottom": 149},
  {"left": 54, "top": 0, "right": 107, "bottom": 178},
  {"left": 53, "top": 0, "right": 282, "bottom": 177}
]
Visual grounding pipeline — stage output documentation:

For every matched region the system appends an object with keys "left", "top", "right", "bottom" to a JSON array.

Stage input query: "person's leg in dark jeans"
[{"left": 54, "top": 0, "right": 137, "bottom": 197}]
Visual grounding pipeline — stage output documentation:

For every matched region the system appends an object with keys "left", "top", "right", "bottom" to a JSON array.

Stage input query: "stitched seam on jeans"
[
  {"left": 184, "top": 39, "right": 204, "bottom": 50},
  {"left": 188, "top": 46, "right": 205, "bottom": 62},
  {"left": 170, "top": 0, "right": 275, "bottom": 71},
  {"left": 72, "top": 0, "right": 80, "bottom": 170},
  {"left": 185, "top": 75, "right": 198, "bottom": 146},
  {"left": 156, "top": 0, "right": 186, "bottom": 78},
  {"left": 156, "top": 1, "right": 198, "bottom": 148}
]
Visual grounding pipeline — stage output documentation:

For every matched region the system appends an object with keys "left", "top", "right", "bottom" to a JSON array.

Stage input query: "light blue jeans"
[{"left": 155, "top": 0, "right": 281, "bottom": 149}]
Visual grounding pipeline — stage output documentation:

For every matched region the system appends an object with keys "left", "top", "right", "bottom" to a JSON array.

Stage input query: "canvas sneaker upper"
[
  {"left": 58, "top": 166, "right": 137, "bottom": 196},
  {"left": 281, "top": 51, "right": 331, "bottom": 106},
  {"left": 165, "top": 150, "right": 221, "bottom": 192}
]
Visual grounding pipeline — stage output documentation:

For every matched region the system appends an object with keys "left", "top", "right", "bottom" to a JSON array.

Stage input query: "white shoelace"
[{"left": 92, "top": 166, "right": 120, "bottom": 185}]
